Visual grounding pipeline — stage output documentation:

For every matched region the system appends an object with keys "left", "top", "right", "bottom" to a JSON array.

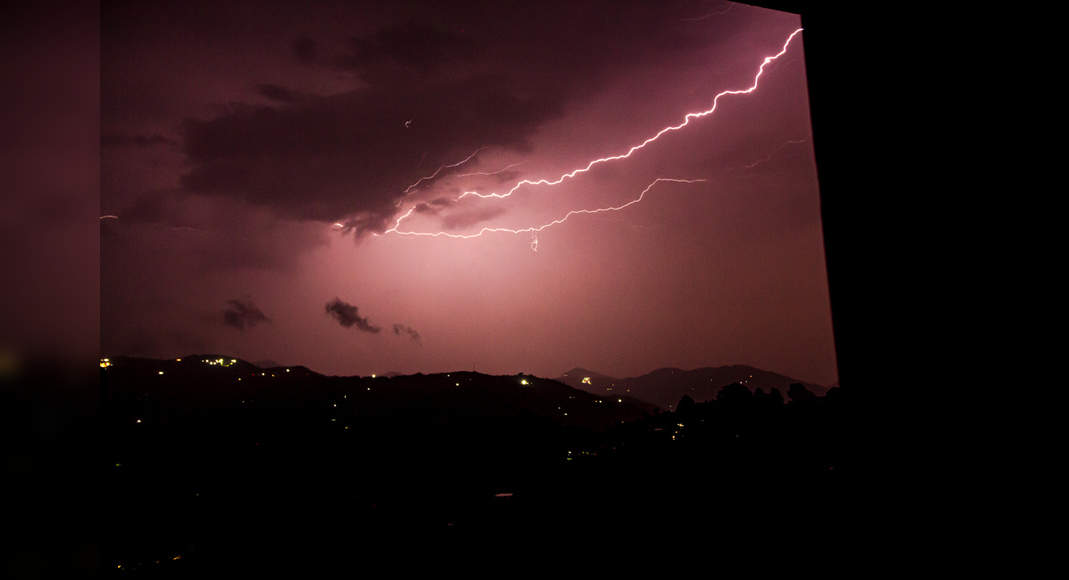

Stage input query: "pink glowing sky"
[{"left": 101, "top": 0, "right": 837, "bottom": 385}]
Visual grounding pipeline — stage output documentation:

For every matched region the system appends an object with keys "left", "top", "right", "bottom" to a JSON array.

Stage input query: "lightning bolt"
[
  {"left": 743, "top": 138, "right": 808, "bottom": 169},
  {"left": 374, "top": 28, "right": 801, "bottom": 247},
  {"left": 385, "top": 177, "right": 706, "bottom": 239},
  {"left": 455, "top": 161, "right": 525, "bottom": 178},
  {"left": 453, "top": 28, "right": 803, "bottom": 203},
  {"left": 681, "top": 2, "right": 734, "bottom": 22},
  {"left": 402, "top": 147, "right": 486, "bottom": 195}
]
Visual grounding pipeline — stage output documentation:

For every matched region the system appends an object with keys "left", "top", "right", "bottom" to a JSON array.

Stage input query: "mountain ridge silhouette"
[{"left": 556, "top": 363, "right": 827, "bottom": 409}]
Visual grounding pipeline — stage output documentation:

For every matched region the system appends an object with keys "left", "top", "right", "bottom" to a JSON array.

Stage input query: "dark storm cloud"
[
  {"left": 411, "top": 198, "right": 454, "bottom": 214},
  {"left": 325, "top": 298, "right": 380, "bottom": 333},
  {"left": 340, "top": 19, "right": 477, "bottom": 81},
  {"left": 255, "top": 84, "right": 308, "bottom": 104},
  {"left": 292, "top": 35, "right": 317, "bottom": 64},
  {"left": 392, "top": 323, "right": 421, "bottom": 345},
  {"left": 178, "top": 1, "right": 719, "bottom": 236},
  {"left": 106, "top": 190, "right": 328, "bottom": 272},
  {"left": 402, "top": 197, "right": 507, "bottom": 231},
  {"left": 330, "top": 3, "right": 714, "bottom": 88},
  {"left": 222, "top": 297, "right": 270, "bottom": 330},
  {"left": 119, "top": 190, "right": 178, "bottom": 223},
  {"left": 410, "top": 196, "right": 457, "bottom": 217},
  {"left": 181, "top": 75, "right": 552, "bottom": 235},
  {"left": 102, "top": 133, "right": 179, "bottom": 148}
]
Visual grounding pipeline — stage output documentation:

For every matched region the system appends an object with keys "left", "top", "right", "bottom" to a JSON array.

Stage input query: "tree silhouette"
[
  {"left": 676, "top": 394, "right": 696, "bottom": 416},
  {"left": 788, "top": 383, "right": 816, "bottom": 402}
]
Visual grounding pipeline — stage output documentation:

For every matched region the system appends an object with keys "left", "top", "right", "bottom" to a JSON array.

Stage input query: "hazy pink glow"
[
  {"left": 453, "top": 28, "right": 803, "bottom": 203},
  {"left": 385, "top": 178, "right": 706, "bottom": 240},
  {"left": 402, "top": 147, "right": 486, "bottom": 195},
  {"left": 101, "top": 5, "right": 838, "bottom": 386}
]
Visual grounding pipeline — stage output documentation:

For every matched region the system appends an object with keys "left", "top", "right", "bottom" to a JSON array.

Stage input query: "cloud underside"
[
  {"left": 222, "top": 297, "right": 269, "bottom": 330},
  {"left": 392, "top": 323, "right": 422, "bottom": 345},
  {"left": 177, "top": 4, "right": 714, "bottom": 236}
]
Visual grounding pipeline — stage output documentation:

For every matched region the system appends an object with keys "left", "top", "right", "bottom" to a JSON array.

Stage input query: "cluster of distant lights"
[
  {"left": 203, "top": 357, "right": 237, "bottom": 367},
  {"left": 100, "top": 356, "right": 300, "bottom": 379},
  {"left": 672, "top": 422, "right": 686, "bottom": 441},
  {"left": 109, "top": 360, "right": 630, "bottom": 431},
  {"left": 564, "top": 449, "right": 604, "bottom": 463},
  {"left": 114, "top": 555, "right": 181, "bottom": 572},
  {"left": 113, "top": 363, "right": 661, "bottom": 491},
  {"left": 100, "top": 359, "right": 624, "bottom": 411}
]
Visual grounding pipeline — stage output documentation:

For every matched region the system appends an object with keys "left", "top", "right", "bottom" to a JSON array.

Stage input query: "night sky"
[{"left": 100, "top": 0, "right": 837, "bottom": 385}]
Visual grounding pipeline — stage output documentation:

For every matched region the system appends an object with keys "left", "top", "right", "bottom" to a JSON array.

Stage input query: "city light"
[{"left": 203, "top": 357, "right": 237, "bottom": 368}]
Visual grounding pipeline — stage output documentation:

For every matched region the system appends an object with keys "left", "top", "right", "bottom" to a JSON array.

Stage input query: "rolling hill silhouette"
[
  {"left": 557, "top": 364, "right": 827, "bottom": 410},
  {"left": 80, "top": 352, "right": 847, "bottom": 573},
  {"left": 103, "top": 354, "right": 656, "bottom": 430}
]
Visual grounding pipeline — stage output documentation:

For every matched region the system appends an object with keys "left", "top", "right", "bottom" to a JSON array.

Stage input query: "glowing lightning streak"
[
  {"left": 402, "top": 147, "right": 486, "bottom": 194},
  {"left": 681, "top": 2, "right": 734, "bottom": 22},
  {"left": 385, "top": 178, "right": 705, "bottom": 240},
  {"left": 743, "top": 138, "right": 808, "bottom": 169},
  {"left": 454, "top": 28, "right": 803, "bottom": 203},
  {"left": 455, "top": 161, "right": 525, "bottom": 178}
]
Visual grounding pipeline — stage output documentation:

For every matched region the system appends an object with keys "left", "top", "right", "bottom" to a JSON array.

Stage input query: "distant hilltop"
[
  {"left": 99, "top": 354, "right": 827, "bottom": 412},
  {"left": 99, "top": 354, "right": 657, "bottom": 431},
  {"left": 557, "top": 364, "right": 828, "bottom": 410}
]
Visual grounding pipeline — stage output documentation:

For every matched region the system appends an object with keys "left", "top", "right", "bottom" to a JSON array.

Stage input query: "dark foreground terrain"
[{"left": 6, "top": 355, "right": 850, "bottom": 576}]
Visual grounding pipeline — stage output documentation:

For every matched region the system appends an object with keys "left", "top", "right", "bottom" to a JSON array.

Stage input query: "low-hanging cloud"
[
  {"left": 392, "top": 323, "right": 422, "bottom": 345},
  {"left": 255, "top": 83, "right": 308, "bottom": 105},
  {"left": 222, "top": 297, "right": 270, "bottom": 330},
  {"left": 325, "top": 298, "right": 381, "bottom": 333}
]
